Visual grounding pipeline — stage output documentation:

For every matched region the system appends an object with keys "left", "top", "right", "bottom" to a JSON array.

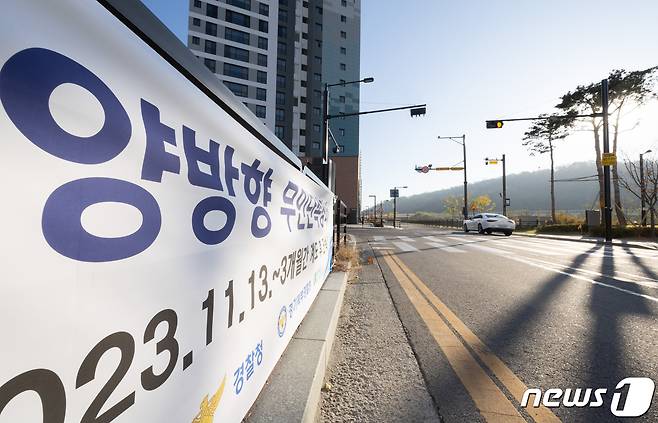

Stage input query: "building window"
[
  {"left": 276, "top": 108, "right": 285, "bottom": 122},
  {"left": 302, "top": 48, "right": 308, "bottom": 55},
  {"left": 313, "top": 72, "right": 321, "bottom": 81},
  {"left": 223, "top": 63, "right": 249, "bottom": 79},
  {"left": 259, "top": 2, "right": 269, "bottom": 15},
  {"left": 339, "top": 128, "right": 345, "bottom": 136},
  {"left": 258, "top": 36, "right": 268, "bottom": 50},
  {"left": 341, "top": 0, "right": 347, "bottom": 6},
  {"left": 313, "top": 124, "right": 321, "bottom": 133},
  {"left": 255, "top": 53, "right": 266, "bottom": 67},
  {"left": 313, "top": 107, "right": 321, "bottom": 117},
  {"left": 206, "top": 3, "right": 218, "bottom": 18},
  {"left": 302, "top": 32, "right": 308, "bottom": 39},
  {"left": 225, "top": 10, "right": 250, "bottom": 27},
  {"left": 227, "top": 0, "right": 251, "bottom": 11},
  {"left": 316, "top": 39, "right": 322, "bottom": 48},
  {"left": 194, "top": 0, "right": 202, "bottom": 7},
  {"left": 315, "top": 56, "right": 322, "bottom": 65},
  {"left": 299, "top": 145, "right": 306, "bottom": 153},
  {"left": 225, "top": 27, "right": 250, "bottom": 45},
  {"left": 340, "top": 63, "right": 346, "bottom": 70},
  {"left": 301, "top": 80, "right": 307, "bottom": 88},
  {"left": 255, "top": 105, "right": 266, "bottom": 118},
  {"left": 191, "top": 36, "right": 200, "bottom": 45},
  {"left": 312, "top": 142, "right": 320, "bottom": 149},
  {"left": 192, "top": 17, "right": 201, "bottom": 26},
  {"left": 204, "top": 40, "right": 217, "bottom": 54},
  {"left": 302, "top": 16, "right": 308, "bottom": 24},
  {"left": 276, "top": 91, "right": 286, "bottom": 105},
  {"left": 224, "top": 81, "right": 248, "bottom": 97},
  {"left": 300, "top": 113, "right": 306, "bottom": 119},
  {"left": 257, "top": 70, "right": 267, "bottom": 83},
  {"left": 256, "top": 87, "right": 267, "bottom": 101},
  {"left": 300, "top": 129, "right": 306, "bottom": 136},
  {"left": 338, "top": 144, "right": 345, "bottom": 152},
  {"left": 301, "top": 64, "right": 307, "bottom": 71},
  {"left": 340, "top": 79, "right": 346, "bottom": 84},
  {"left": 339, "top": 95, "right": 346, "bottom": 103},
  {"left": 315, "top": 23, "right": 322, "bottom": 32},
  {"left": 313, "top": 89, "right": 321, "bottom": 99},
  {"left": 341, "top": 15, "right": 347, "bottom": 22},
  {"left": 258, "top": 20, "right": 269, "bottom": 33},
  {"left": 278, "top": 26, "right": 287, "bottom": 37},
  {"left": 340, "top": 47, "right": 346, "bottom": 55},
  {"left": 205, "top": 21, "right": 218, "bottom": 36},
  {"left": 300, "top": 96, "right": 307, "bottom": 104},
  {"left": 340, "top": 31, "right": 347, "bottom": 39},
  {"left": 278, "top": 41, "right": 287, "bottom": 54},
  {"left": 276, "top": 74, "right": 286, "bottom": 87},
  {"left": 275, "top": 125, "right": 284, "bottom": 139},
  {"left": 204, "top": 58, "right": 216, "bottom": 73},
  {"left": 224, "top": 45, "right": 249, "bottom": 62},
  {"left": 279, "top": 9, "right": 288, "bottom": 22},
  {"left": 316, "top": 6, "right": 323, "bottom": 14},
  {"left": 277, "top": 58, "right": 286, "bottom": 72}
]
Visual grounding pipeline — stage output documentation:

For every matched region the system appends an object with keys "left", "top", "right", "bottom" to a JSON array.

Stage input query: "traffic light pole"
[
  {"left": 601, "top": 79, "right": 612, "bottom": 242},
  {"left": 502, "top": 154, "right": 507, "bottom": 216},
  {"left": 462, "top": 135, "right": 468, "bottom": 220},
  {"left": 393, "top": 196, "right": 397, "bottom": 228}
]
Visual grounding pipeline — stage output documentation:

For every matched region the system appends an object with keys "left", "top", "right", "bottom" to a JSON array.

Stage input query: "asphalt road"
[{"left": 351, "top": 223, "right": 658, "bottom": 423}]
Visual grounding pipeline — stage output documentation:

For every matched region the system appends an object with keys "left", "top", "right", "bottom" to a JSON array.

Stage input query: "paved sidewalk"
[
  {"left": 320, "top": 242, "right": 440, "bottom": 422},
  {"left": 515, "top": 231, "right": 658, "bottom": 250}
]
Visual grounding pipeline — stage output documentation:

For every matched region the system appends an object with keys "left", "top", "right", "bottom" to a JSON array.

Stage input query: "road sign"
[
  {"left": 602, "top": 152, "right": 617, "bottom": 166},
  {"left": 487, "top": 160, "right": 498, "bottom": 165},
  {"left": 421, "top": 165, "right": 430, "bottom": 173},
  {"left": 390, "top": 188, "right": 399, "bottom": 198}
]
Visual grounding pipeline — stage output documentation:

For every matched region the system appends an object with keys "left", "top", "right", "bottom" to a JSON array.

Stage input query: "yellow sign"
[
  {"left": 601, "top": 153, "right": 617, "bottom": 166},
  {"left": 488, "top": 160, "right": 498, "bottom": 165}
]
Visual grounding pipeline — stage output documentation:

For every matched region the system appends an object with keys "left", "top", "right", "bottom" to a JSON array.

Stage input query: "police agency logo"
[
  {"left": 521, "top": 377, "right": 655, "bottom": 417},
  {"left": 277, "top": 306, "right": 287, "bottom": 338}
]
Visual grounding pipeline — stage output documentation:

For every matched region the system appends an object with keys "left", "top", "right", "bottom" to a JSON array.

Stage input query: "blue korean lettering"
[
  {"left": 224, "top": 144, "right": 240, "bottom": 197},
  {"left": 233, "top": 363, "right": 244, "bottom": 395},
  {"left": 245, "top": 352, "right": 255, "bottom": 380},
  {"left": 0, "top": 48, "right": 131, "bottom": 164},
  {"left": 140, "top": 99, "right": 180, "bottom": 182},
  {"left": 182, "top": 125, "right": 222, "bottom": 190},
  {"left": 42, "top": 177, "right": 161, "bottom": 262},
  {"left": 280, "top": 181, "right": 298, "bottom": 232},
  {"left": 192, "top": 196, "right": 236, "bottom": 245}
]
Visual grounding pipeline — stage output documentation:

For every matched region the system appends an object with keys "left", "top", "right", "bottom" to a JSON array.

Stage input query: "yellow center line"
[
  {"left": 385, "top": 252, "right": 561, "bottom": 423},
  {"left": 381, "top": 252, "right": 527, "bottom": 423}
]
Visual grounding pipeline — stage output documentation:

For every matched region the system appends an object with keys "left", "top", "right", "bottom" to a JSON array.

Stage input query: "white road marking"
[
  {"left": 373, "top": 235, "right": 386, "bottom": 241},
  {"left": 465, "top": 243, "right": 658, "bottom": 302},
  {"left": 397, "top": 236, "right": 414, "bottom": 242},
  {"left": 392, "top": 241, "right": 419, "bottom": 252},
  {"left": 422, "top": 236, "right": 445, "bottom": 244},
  {"left": 426, "top": 242, "right": 466, "bottom": 253}
]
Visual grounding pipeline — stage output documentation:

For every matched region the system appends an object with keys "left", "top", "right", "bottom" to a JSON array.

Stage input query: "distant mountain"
[{"left": 381, "top": 161, "right": 640, "bottom": 215}]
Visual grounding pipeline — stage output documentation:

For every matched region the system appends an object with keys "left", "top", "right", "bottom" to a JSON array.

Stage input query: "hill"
[{"left": 382, "top": 161, "right": 640, "bottom": 216}]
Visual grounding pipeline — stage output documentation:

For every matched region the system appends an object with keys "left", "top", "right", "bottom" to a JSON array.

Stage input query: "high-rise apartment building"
[{"left": 188, "top": 0, "right": 361, "bottom": 221}]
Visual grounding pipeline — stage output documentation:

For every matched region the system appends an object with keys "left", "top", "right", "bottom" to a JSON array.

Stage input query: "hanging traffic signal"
[
  {"left": 486, "top": 120, "right": 504, "bottom": 129},
  {"left": 410, "top": 107, "right": 426, "bottom": 117}
]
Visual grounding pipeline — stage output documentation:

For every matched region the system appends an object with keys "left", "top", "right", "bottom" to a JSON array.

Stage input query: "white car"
[{"left": 463, "top": 213, "right": 515, "bottom": 236}]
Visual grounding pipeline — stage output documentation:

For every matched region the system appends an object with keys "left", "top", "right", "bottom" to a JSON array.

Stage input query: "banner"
[{"left": 0, "top": 1, "right": 333, "bottom": 421}]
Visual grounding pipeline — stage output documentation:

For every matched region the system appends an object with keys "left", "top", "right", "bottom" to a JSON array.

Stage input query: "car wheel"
[
  {"left": 486, "top": 229, "right": 492, "bottom": 235},
  {"left": 478, "top": 224, "right": 484, "bottom": 234},
  {"left": 463, "top": 224, "right": 469, "bottom": 233},
  {"left": 504, "top": 231, "right": 512, "bottom": 236}
]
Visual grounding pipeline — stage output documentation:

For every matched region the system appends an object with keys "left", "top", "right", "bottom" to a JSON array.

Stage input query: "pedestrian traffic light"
[{"left": 486, "top": 120, "right": 504, "bottom": 129}]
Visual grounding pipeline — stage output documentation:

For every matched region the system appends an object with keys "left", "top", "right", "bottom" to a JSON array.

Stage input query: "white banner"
[{"left": 0, "top": 1, "right": 333, "bottom": 422}]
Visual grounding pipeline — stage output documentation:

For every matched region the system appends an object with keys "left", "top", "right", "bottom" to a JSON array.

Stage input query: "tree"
[
  {"left": 442, "top": 195, "right": 463, "bottom": 218},
  {"left": 619, "top": 157, "right": 658, "bottom": 235},
  {"left": 522, "top": 114, "right": 573, "bottom": 223},
  {"left": 556, "top": 67, "right": 658, "bottom": 226},
  {"left": 470, "top": 195, "right": 495, "bottom": 213}
]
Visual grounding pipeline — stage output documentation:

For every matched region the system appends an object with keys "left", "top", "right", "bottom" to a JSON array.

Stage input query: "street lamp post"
[
  {"left": 640, "top": 149, "right": 652, "bottom": 226},
  {"left": 437, "top": 135, "right": 467, "bottom": 219},
  {"left": 392, "top": 185, "right": 408, "bottom": 228}
]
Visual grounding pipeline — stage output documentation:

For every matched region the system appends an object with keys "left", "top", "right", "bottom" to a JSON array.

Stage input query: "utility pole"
[
  {"left": 601, "top": 79, "right": 612, "bottom": 242},
  {"left": 437, "top": 135, "right": 468, "bottom": 219},
  {"left": 502, "top": 154, "right": 507, "bottom": 216}
]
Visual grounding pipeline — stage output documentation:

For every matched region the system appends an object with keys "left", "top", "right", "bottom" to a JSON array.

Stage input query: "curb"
[
  {"left": 245, "top": 271, "right": 348, "bottom": 423},
  {"left": 515, "top": 232, "right": 658, "bottom": 251}
]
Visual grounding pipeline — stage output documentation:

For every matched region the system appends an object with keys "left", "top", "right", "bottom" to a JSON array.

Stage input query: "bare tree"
[
  {"left": 619, "top": 158, "right": 658, "bottom": 235},
  {"left": 523, "top": 114, "right": 573, "bottom": 223}
]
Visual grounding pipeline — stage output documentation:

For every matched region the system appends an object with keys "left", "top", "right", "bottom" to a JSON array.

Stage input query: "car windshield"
[{"left": 485, "top": 214, "right": 506, "bottom": 219}]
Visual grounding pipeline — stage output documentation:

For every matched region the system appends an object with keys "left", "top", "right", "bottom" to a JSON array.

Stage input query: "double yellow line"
[{"left": 382, "top": 252, "right": 561, "bottom": 423}]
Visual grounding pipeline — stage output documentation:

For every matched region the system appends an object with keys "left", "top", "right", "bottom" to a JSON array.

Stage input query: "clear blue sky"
[{"left": 141, "top": 0, "right": 658, "bottom": 204}]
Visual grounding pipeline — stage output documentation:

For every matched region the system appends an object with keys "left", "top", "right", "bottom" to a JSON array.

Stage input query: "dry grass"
[{"left": 333, "top": 243, "right": 360, "bottom": 272}]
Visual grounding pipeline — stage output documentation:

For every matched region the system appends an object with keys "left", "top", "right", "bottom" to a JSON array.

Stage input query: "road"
[{"left": 350, "top": 223, "right": 658, "bottom": 423}]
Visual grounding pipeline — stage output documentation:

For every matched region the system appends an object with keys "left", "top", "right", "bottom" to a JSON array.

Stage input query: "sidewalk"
[{"left": 319, "top": 240, "right": 440, "bottom": 422}]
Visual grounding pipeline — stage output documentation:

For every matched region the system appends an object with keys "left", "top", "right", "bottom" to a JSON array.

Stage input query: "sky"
[{"left": 140, "top": 0, "right": 658, "bottom": 203}]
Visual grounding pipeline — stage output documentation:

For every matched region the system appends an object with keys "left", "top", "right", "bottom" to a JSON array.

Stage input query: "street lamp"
[
  {"left": 437, "top": 135, "right": 468, "bottom": 219},
  {"left": 368, "top": 194, "right": 377, "bottom": 223},
  {"left": 640, "top": 149, "right": 652, "bottom": 226},
  {"left": 391, "top": 186, "right": 408, "bottom": 228}
]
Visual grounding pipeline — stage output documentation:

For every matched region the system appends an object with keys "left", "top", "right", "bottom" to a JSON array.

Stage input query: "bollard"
[{"left": 343, "top": 225, "right": 347, "bottom": 244}]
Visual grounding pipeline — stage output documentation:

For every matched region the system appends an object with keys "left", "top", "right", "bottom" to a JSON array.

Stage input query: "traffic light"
[
  {"left": 486, "top": 120, "right": 504, "bottom": 129},
  {"left": 410, "top": 107, "right": 426, "bottom": 117}
]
